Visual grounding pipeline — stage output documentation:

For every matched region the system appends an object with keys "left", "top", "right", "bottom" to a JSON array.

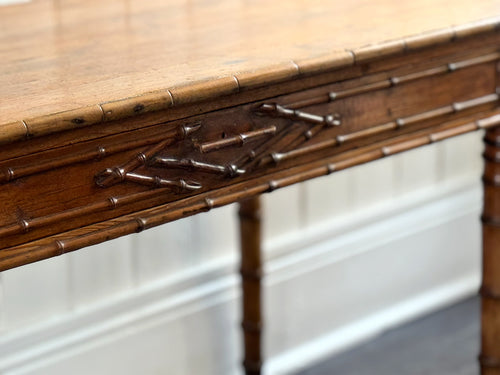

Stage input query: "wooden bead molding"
[
  {"left": 0, "top": 47, "right": 499, "bottom": 253},
  {"left": 2, "top": 3, "right": 500, "bottom": 375},
  {"left": 2, "top": 108, "right": 500, "bottom": 270}
]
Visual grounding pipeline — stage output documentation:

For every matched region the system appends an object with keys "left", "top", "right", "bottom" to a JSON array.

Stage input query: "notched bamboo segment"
[
  {"left": 100, "top": 90, "right": 174, "bottom": 121},
  {"left": 352, "top": 39, "right": 406, "bottom": 63},
  {"left": 478, "top": 114, "right": 500, "bottom": 129},
  {"left": 169, "top": 76, "right": 240, "bottom": 106},
  {"left": 481, "top": 126, "right": 500, "bottom": 374},
  {"left": 123, "top": 172, "right": 202, "bottom": 192},
  {"left": 151, "top": 156, "right": 245, "bottom": 177},
  {"left": 198, "top": 126, "right": 277, "bottom": 153},
  {"left": 0, "top": 121, "right": 28, "bottom": 145},
  {"left": 294, "top": 50, "right": 354, "bottom": 75},
  {"left": 329, "top": 80, "right": 391, "bottom": 101},
  {"left": 454, "top": 18, "right": 500, "bottom": 39},
  {"left": 236, "top": 61, "right": 300, "bottom": 90},
  {"left": 23, "top": 105, "right": 104, "bottom": 137},
  {"left": 404, "top": 28, "right": 454, "bottom": 50},
  {"left": 95, "top": 123, "right": 201, "bottom": 188},
  {"left": 3, "top": 111, "right": 500, "bottom": 270},
  {"left": 257, "top": 103, "right": 341, "bottom": 127},
  {"left": 238, "top": 196, "right": 263, "bottom": 375}
]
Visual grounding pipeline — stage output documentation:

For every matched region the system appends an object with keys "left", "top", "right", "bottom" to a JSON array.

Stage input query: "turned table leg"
[
  {"left": 480, "top": 127, "right": 500, "bottom": 374},
  {"left": 239, "top": 196, "right": 263, "bottom": 375}
]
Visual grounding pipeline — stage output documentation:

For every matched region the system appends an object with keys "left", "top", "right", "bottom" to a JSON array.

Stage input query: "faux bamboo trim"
[
  {"left": 454, "top": 18, "right": 500, "bottom": 38},
  {"left": 480, "top": 286, "right": 500, "bottom": 300},
  {"left": 352, "top": 39, "right": 406, "bottom": 63},
  {"left": 94, "top": 123, "right": 202, "bottom": 189},
  {"left": 100, "top": 90, "right": 173, "bottom": 122},
  {"left": 198, "top": 126, "right": 277, "bottom": 153},
  {"left": 242, "top": 359, "right": 262, "bottom": 373},
  {"left": 265, "top": 93, "right": 499, "bottom": 166},
  {"left": 294, "top": 51, "right": 355, "bottom": 75},
  {"left": 1, "top": 17, "right": 499, "bottom": 146},
  {"left": 240, "top": 268, "right": 263, "bottom": 281},
  {"left": 482, "top": 215, "right": 500, "bottom": 227},
  {"left": 482, "top": 175, "right": 500, "bottom": 187},
  {"left": 4, "top": 85, "right": 493, "bottom": 185},
  {"left": 2, "top": 111, "right": 500, "bottom": 270},
  {"left": 0, "top": 123, "right": 201, "bottom": 184},
  {"left": 241, "top": 320, "right": 262, "bottom": 333},
  {"left": 236, "top": 61, "right": 300, "bottom": 91},
  {"left": 288, "top": 53, "right": 500, "bottom": 108},
  {"left": 483, "top": 145, "right": 500, "bottom": 163},
  {"left": 23, "top": 105, "right": 104, "bottom": 139},
  {"left": 152, "top": 157, "right": 244, "bottom": 177},
  {"left": 0, "top": 121, "right": 28, "bottom": 145},
  {"left": 404, "top": 28, "right": 455, "bottom": 50},
  {"left": 484, "top": 137, "right": 500, "bottom": 147},
  {"left": 238, "top": 195, "right": 262, "bottom": 375},
  {"left": 4, "top": 113, "right": 500, "bottom": 241},
  {"left": 479, "top": 355, "right": 500, "bottom": 368},
  {"left": 169, "top": 76, "right": 240, "bottom": 106}
]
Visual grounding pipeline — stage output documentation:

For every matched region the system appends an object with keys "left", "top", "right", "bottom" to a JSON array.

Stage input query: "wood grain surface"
[
  {"left": 1, "top": 0, "right": 500, "bottom": 139},
  {"left": 2, "top": 4, "right": 500, "bottom": 373}
]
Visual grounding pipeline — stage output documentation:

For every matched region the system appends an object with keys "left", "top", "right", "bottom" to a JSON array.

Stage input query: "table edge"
[{"left": 1, "top": 16, "right": 499, "bottom": 146}]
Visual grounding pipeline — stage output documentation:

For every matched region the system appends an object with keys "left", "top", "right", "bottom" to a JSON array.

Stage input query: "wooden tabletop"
[{"left": 1, "top": 0, "right": 500, "bottom": 142}]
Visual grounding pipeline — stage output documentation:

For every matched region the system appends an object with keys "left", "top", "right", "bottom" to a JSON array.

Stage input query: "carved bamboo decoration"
[
  {"left": 239, "top": 197, "right": 263, "bottom": 375},
  {"left": 480, "top": 126, "right": 500, "bottom": 375}
]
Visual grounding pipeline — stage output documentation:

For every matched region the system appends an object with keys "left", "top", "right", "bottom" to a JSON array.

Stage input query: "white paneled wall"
[
  {"left": 0, "top": 132, "right": 484, "bottom": 375},
  {"left": 1, "top": 256, "right": 69, "bottom": 330},
  {"left": 68, "top": 237, "right": 134, "bottom": 308}
]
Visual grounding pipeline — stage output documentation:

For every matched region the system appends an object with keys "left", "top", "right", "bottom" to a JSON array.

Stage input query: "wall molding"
[
  {"left": 266, "top": 275, "right": 478, "bottom": 375},
  {"left": 0, "top": 176, "right": 482, "bottom": 375}
]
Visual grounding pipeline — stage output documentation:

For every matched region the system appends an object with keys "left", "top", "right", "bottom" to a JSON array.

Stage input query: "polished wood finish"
[
  {"left": 2, "top": 40, "right": 500, "bottom": 261},
  {"left": 1, "top": 0, "right": 500, "bottom": 138},
  {"left": 239, "top": 197, "right": 263, "bottom": 375},
  {"left": 2, "top": 1, "right": 500, "bottom": 374}
]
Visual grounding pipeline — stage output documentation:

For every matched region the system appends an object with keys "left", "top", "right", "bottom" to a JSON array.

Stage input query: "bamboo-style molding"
[
  {"left": 239, "top": 197, "right": 263, "bottom": 375},
  {"left": 232, "top": 122, "right": 303, "bottom": 170},
  {"left": 2, "top": 111, "right": 500, "bottom": 269},
  {"left": 252, "top": 104, "right": 341, "bottom": 166},
  {"left": 0, "top": 123, "right": 202, "bottom": 185},
  {"left": 150, "top": 156, "right": 245, "bottom": 177},
  {"left": 288, "top": 52, "right": 500, "bottom": 109},
  {"left": 1, "top": 48, "right": 497, "bottom": 187},
  {"left": 2, "top": 18, "right": 499, "bottom": 146},
  {"left": 262, "top": 92, "right": 500, "bottom": 166},
  {"left": 1, "top": 91, "right": 497, "bottom": 241},
  {"left": 151, "top": 156, "right": 245, "bottom": 177},
  {"left": 256, "top": 103, "right": 342, "bottom": 126},
  {"left": 94, "top": 123, "right": 201, "bottom": 188},
  {"left": 0, "top": 187, "right": 177, "bottom": 239},
  {"left": 198, "top": 126, "right": 277, "bottom": 153},
  {"left": 479, "top": 126, "right": 500, "bottom": 372},
  {"left": 111, "top": 172, "right": 202, "bottom": 192}
]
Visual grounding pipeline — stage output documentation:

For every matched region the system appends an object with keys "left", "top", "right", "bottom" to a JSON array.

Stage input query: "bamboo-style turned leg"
[
  {"left": 480, "top": 127, "right": 500, "bottom": 374},
  {"left": 239, "top": 196, "right": 263, "bottom": 375}
]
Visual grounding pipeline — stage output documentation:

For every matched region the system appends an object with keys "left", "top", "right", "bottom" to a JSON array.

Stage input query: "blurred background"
[{"left": 0, "top": 131, "right": 484, "bottom": 374}]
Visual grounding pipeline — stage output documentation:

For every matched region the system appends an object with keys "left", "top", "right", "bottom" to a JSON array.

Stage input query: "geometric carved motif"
[
  {"left": 95, "top": 53, "right": 500, "bottom": 194},
  {"left": 94, "top": 105, "right": 342, "bottom": 194}
]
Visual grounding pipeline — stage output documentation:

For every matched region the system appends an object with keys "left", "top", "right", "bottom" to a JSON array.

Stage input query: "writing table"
[{"left": 1, "top": 0, "right": 500, "bottom": 373}]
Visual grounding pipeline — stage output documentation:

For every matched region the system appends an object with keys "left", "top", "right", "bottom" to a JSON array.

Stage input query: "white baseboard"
[
  {"left": 0, "top": 178, "right": 482, "bottom": 375},
  {"left": 266, "top": 275, "right": 478, "bottom": 375}
]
